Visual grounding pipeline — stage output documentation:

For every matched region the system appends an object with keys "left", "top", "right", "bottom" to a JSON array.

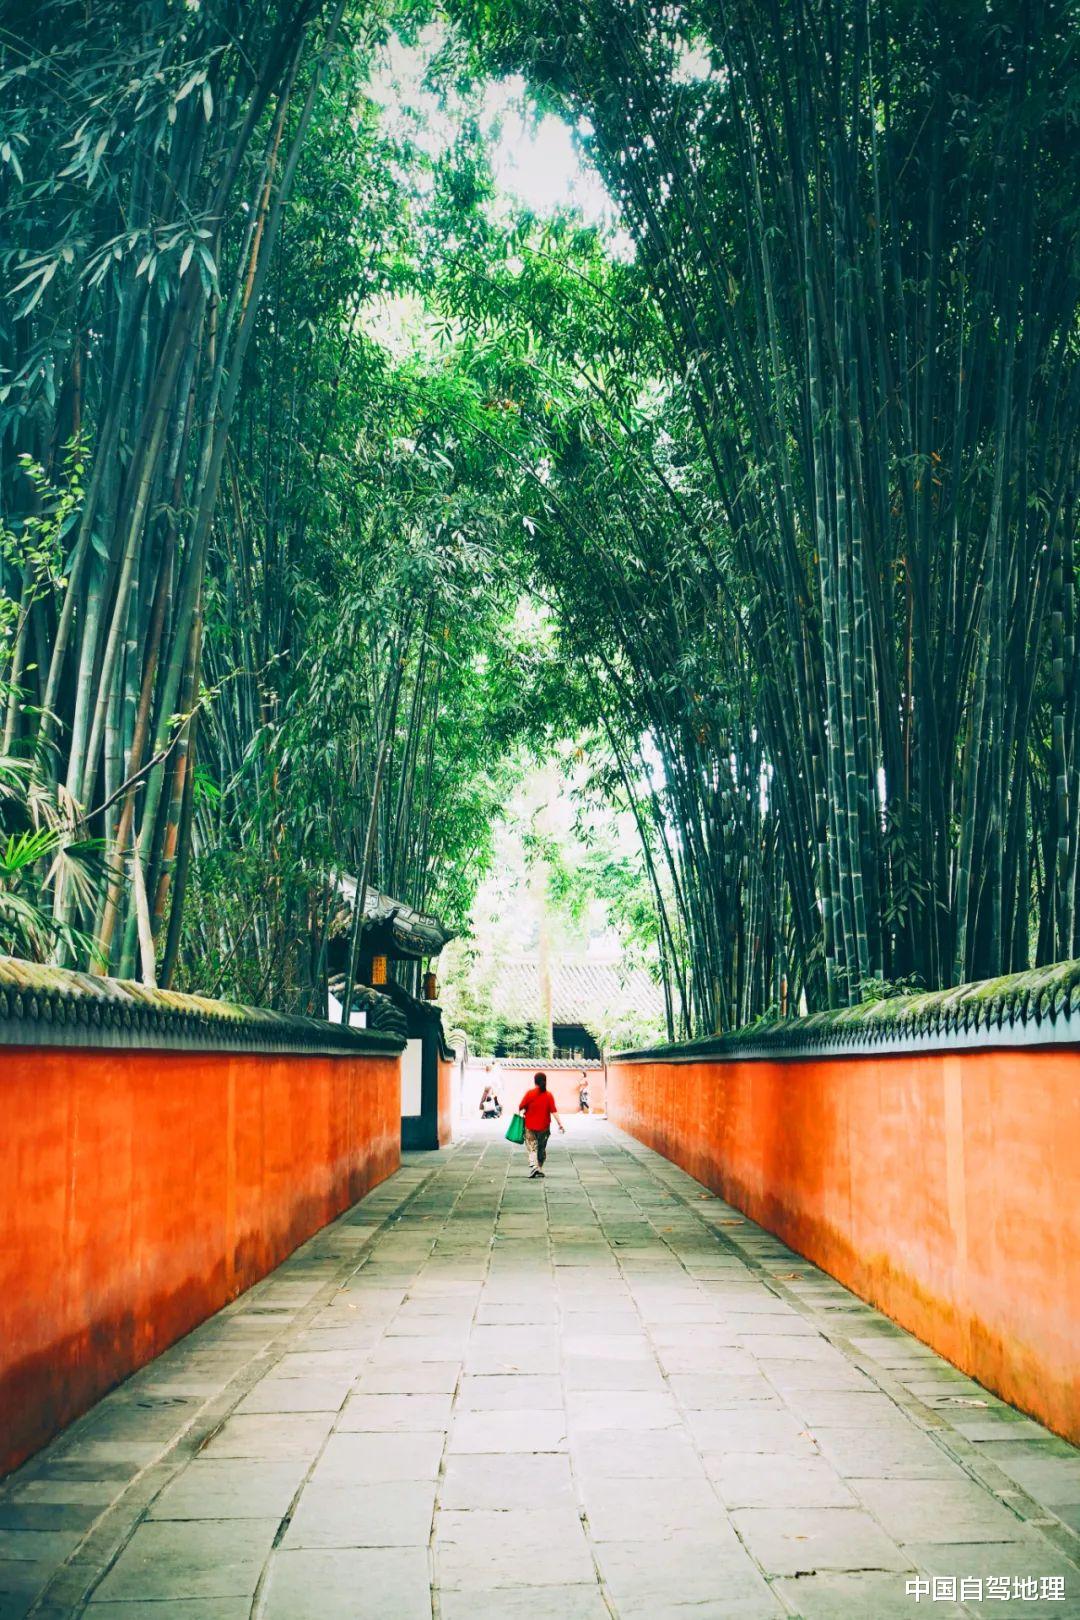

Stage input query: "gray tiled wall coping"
[
  {"left": 0, "top": 956, "right": 405, "bottom": 1058},
  {"left": 613, "top": 959, "right": 1080, "bottom": 1063}
]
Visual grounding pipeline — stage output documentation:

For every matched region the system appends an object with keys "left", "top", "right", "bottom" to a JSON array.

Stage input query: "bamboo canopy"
[
  {"left": 2, "top": 0, "right": 1077, "bottom": 1043},
  {"left": 451, "top": 0, "right": 1080, "bottom": 1027}
]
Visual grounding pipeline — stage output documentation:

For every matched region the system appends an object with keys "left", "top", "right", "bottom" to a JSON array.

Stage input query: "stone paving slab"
[
  {"left": 90, "top": 1519, "right": 279, "bottom": 1603},
  {"left": 1, "top": 1118, "right": 1078, "bottom": 1618},
  {"left": 261, "top": 1546, "right": 430, "bottom": 1620},
  {"left": 280, "top": 1481, "right": 436, "bottom": 1548}
]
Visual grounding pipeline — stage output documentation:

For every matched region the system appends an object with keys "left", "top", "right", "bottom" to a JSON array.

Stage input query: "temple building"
[
  {"left": 486, "top": 954, "right": 666, "bottom": 1060},
  {"left": 327, "top": 878, "right": 453, "bottom": 1151}
]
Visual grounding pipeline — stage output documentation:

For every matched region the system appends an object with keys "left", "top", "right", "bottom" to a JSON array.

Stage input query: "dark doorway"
[{"left": 553, "top": 1022, "right": 601, "bottom": 1061}]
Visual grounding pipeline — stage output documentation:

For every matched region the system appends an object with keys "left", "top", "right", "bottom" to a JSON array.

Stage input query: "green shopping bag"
[{"left": 505, "top": 1112, "right": 526, "bottom": 1145}]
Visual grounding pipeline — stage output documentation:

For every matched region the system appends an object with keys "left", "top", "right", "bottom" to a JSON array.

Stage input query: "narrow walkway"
[{"left": 2, "top": 1122, "right": 1078, "bottom": 1619}]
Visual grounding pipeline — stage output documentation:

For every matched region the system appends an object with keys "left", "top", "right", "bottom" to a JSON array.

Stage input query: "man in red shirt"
[{"left": 517, "top": 1072, "right": 565, "bottom": 1178}]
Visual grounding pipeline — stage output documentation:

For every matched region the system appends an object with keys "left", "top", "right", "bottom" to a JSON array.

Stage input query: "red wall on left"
[{"left": 0, "top": 1044, "right": 401, "bottom": 1476}]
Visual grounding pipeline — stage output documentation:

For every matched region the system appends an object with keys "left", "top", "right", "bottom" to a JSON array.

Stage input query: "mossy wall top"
[
  {"left": 616, "top": 959, "right": 1080, "bottom": 1062},
  {"left": 0, "top": 956, "right": 404, "bottom": 1057}
]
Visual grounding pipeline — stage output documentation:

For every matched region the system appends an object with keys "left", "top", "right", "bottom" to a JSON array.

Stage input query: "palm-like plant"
[{"left": 0, "top": 756, "right": 99, "bottom": 963}]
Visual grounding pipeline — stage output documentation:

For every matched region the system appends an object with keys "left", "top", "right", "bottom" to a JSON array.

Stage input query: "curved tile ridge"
[
  {"left": 327, "top": 977, "right": 409, "bottom": 1040},
  {"left": 0, "top": 955, "right": 405, "bottom": 1056},
  {"left": 613, "top": 958, "right": 1080, "bottom": 1063},
  {"left": 496, "top": 1056, "right": 605, "bottom": 1069}
]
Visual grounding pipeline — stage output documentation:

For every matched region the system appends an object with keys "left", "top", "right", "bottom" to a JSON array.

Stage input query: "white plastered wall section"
[{"left": 401, "top": 1037, "right": 423, "bottom": 1116}]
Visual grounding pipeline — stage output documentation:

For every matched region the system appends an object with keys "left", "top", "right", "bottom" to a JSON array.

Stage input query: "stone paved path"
[{"left": 2, "top": 1120, "right": 1079, "bottom": 1619}]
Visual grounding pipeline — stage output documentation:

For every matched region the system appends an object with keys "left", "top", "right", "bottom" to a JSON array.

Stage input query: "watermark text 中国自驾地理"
[{"left": 906, "top": 1575, "right": 1066, "bottom": 1603}]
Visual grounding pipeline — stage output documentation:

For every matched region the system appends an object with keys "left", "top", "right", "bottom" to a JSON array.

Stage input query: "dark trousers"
[{"left": 525, "top": 1128, "right": 550, "bottom": 1169}]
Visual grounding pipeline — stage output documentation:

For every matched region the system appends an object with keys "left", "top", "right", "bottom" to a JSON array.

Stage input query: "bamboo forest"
[{"left": 2, "top": 0, "right": 1079, "bottom": 1041}]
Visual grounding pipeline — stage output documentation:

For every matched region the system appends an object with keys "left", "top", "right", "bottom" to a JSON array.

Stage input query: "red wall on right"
[{"left": 606, "top": 1046, "right": 1080, "bottom": 1444}]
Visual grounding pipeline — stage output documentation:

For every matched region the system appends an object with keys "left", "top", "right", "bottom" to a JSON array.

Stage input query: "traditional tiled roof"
[
  {"left": 332, "top": 878, "right": 452, "bottom": 960},
  {"left": 614, "top": 959, "right": 1080, "bottom": 1062},
  {"left": 0, "top": 956, "right": 404, "bottom": 1057},
  {"left": 489, "top": 956, "right": 665, "bottom": 1034}
]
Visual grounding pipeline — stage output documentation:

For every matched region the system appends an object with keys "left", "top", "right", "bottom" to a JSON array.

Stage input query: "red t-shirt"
[{"left": 520, "top": 1087, "right": 558, "bottom": 1132}]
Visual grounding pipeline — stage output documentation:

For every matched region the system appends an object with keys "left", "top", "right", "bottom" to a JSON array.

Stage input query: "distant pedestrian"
[{"left": 517, "top": 1072, "right": 564, "bottom": 1178}]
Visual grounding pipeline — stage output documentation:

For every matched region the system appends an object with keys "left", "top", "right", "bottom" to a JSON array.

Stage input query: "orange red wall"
[
  {"left": 0, "top": 1044, "right": 400, "bottom": 1476},
  {"left": 606, "top": 1047, "right": 1080, "bottom": 1444},
  {"left": 438, "top": 1054, "right": 454, "bottom": 1146}
]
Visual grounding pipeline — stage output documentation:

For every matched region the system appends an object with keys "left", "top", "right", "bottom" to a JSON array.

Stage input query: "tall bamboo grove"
[{"left": 452, "top": 0, "right": 1080, "bottom": 1014}]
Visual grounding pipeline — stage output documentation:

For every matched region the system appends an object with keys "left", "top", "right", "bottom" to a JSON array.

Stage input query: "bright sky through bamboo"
[
  {"left": 372, "top": 29, "right": 619, "bottom": 231},
  {"left": 364, "top": 33, "right": 629, "bottom": 353}
]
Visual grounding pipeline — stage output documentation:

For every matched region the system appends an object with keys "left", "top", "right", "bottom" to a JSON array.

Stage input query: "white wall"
[
  {"left": 401, "top": 1037, "right": 423, "bottom": 1116},
  {"left": 327, "top": 991, "right": 367, "bottom": 1028}
]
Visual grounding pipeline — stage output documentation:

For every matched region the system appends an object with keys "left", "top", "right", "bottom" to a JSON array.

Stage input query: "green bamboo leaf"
[{"left": 174, "top": 71, "right": 204, "bottom": 104}]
